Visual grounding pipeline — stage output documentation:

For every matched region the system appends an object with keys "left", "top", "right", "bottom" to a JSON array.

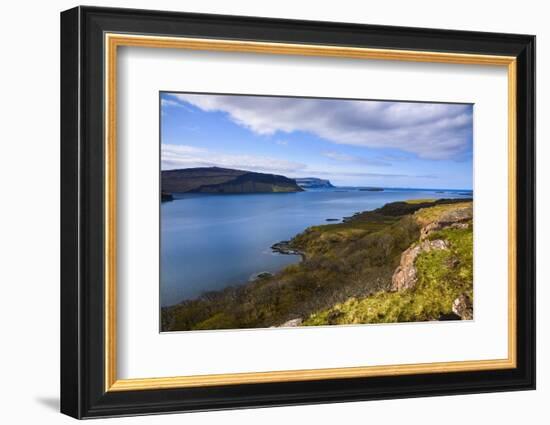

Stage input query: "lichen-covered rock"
[
  {"left": 452, "top": 294, "right": 473, "bottom": 320},
  {"left": 280, "top": 318, "right": 303, "bottom": 327},
  {"left": 428, "top": 239, "right": 448, "bottom": 250},
  {"left": 391, "top": 239, "right": 448, "bottom": 291},
  {"left": 449, "top": 222, "right": 469, "bottom": 230},
  {"left": 419, "top": 205, "right": 472, "bottom": 240},
  {"left": 391, "top": 245, "right": 421, "bottom": 291}
]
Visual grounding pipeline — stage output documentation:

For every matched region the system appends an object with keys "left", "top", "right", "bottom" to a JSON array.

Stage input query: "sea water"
[{"left": 160, "top": 188, "right": 471, "bottom": 306}]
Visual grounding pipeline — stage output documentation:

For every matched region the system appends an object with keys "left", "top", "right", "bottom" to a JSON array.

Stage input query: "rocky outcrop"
[
  {"left": 391, "top": 203, "right": 472, "bottom": 292},
  {"left": 391, "top": 239, "right": 448, "bottom": 291},
  {"left": 249, "top": 271, "right": 274, "bottom": 281},
  {"left": 271, "top": 241, "right": 304, "bottom": 258},
  {"left": 419, "top": 206, "right": 472, "bottom": 240},
  {"left": 280, "top": 318, "right": 303, "bottom": 327},
  {"left": 452, "top": 294, "right": 473, "bottom": 320}
]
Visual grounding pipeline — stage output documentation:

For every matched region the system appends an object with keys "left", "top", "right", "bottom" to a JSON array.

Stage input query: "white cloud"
[
  {"left": 322, "top": 151, "right": 391, "bottom": 167},
  {"left": 322, "top": 151, "right": 356, "bottom": 162},
  {"left": 161, "top": 98, "right": 195, "bottom": 112},
  {"left": 167, "top": 94, "right": 472, "bottom": 160},
  {"left": 161, "top": 144, "right": 438, "bottom": 184},
  {"left": 161, "top": 144, "right": 306, "bottom": 174},
  {"left": 309, "top": 169, "right": 436, "bottom": 179}
]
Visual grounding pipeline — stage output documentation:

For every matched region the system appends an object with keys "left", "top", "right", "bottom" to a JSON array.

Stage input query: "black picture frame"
[{"left": 61, "top": 5, "right": 535, "bottom": 419}]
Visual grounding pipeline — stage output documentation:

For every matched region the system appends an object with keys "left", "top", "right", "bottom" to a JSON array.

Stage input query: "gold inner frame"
[{"left": 104, "top": 33, "right": 517, "bottom": 392}]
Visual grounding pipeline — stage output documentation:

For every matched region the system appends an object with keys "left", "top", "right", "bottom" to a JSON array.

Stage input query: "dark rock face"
[
  {"left": 161, "top": 191, "right": 173, "bottom": 202},
  {"left": 192, "top": 171, "right": 303, "bottom": 193},
  {"left": 271, "top": 241, "right": 304, "bottom": 257},
  {"left": 250, "top": 271, "right": 274, "bottom": 281},
  {"left": 439, "top": 312, "right": 462, "bottom": 321},
  {"left": 162, "top": 167, "right": 303, "bottom": 194}
]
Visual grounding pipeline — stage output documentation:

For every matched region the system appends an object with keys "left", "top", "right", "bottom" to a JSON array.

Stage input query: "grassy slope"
[
  {"left": 304, "top": 223, "right": 473, "bottom": 325},
  {"left": 162, "top": 199, "right": 472, "bottom": 331}
]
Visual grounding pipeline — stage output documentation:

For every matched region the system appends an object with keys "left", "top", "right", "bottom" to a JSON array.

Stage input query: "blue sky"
[{"left": 160, "top": 92, "right": 473, "bottom": 189}]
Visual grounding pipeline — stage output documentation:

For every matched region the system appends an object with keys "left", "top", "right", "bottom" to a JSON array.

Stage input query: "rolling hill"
[{"left": 161, "top": 167, "right": 304, "bottom": 194}]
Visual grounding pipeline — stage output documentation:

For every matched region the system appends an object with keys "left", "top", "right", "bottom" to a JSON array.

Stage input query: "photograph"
[
  {"left": 159, "top": 92, "right": 474, "bottom": 332},
  {"left": 57, "top": 5, "right": 536, "bottom": 419}
]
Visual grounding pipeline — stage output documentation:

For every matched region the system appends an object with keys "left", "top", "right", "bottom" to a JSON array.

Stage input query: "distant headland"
[
  {"left": 162, "top": 167, "right": 304, "bottom": 194},
  {"left": 294, "top": 177, "right": 334, "bottom": 189}
]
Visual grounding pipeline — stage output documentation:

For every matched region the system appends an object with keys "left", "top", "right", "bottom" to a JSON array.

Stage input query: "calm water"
[{"left": 160, "top": 188, "right": 471, "bottom": 306}]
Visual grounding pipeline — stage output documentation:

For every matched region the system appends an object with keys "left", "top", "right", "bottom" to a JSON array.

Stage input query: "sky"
[{"left": 160, "top": 92, "right": 473, "bottom": 189}]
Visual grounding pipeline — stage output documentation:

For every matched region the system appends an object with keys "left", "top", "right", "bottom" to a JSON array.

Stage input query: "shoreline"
[
  {"left": 270, "top": 240, "right": 306, "bottom": 260},
  {"left": 163, "top": 197, "right": 472, "bottom": 311},
  {"left": 162, "top": 197, "right": 473, "bottom": 331},
  {"left": 162, "top": 187, "right": 473, "bottom": 200}
]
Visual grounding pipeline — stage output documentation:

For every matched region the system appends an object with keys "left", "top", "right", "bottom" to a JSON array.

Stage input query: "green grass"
[
  {"left": 414, "top": 202, "right": 472, "bottom": 225},
  {"left": 303, "top": 223, "right": 473, "bottom": 325},
  {"left": 405, "top": 198, "right": 436, "bottom": 204},
  {"left": 290, "top": 213, "right": 401, "bottom": 257}
]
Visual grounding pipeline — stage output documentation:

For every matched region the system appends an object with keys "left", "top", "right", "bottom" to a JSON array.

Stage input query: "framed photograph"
[{"left": 60, "top": 6, "right": 535, "bottom": 419}]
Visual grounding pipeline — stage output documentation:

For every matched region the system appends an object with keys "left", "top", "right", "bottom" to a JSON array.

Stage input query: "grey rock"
[
  {"left": 280, "top": 318, "right": 303, "bottom": 327},
  {"left": 391, "top": 239, "right": 448, "bottom": 292},
  {"left": 452, "top": 294, "right": 473, "bottom": 320},
  {"left": 420, "top": 206, "right": 473, "bottom": 240}
]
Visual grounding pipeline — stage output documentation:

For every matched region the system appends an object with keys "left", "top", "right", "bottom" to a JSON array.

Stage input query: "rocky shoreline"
[
  {"left": 162, "top": 197, "right": 474, "bottom": 331},
  {"left": 270, "top": 240, "right": 305, "bottom": 259},
  {"left": 161, "top": 191, "right": 173, "bottom": 202}
]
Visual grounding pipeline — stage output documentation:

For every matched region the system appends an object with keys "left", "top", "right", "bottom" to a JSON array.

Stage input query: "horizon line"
[{"left": 160, "top": 166, "right": 472, "bottom": 192}]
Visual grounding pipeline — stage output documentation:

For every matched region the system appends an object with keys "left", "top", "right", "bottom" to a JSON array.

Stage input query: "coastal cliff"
[
  {"left": 304, "top": 200, "right": 473, "bottom": 325},
  {"left": 295, "top": 177, "right": 334, "bottom": 189},
  {"left": 162, "top": 167, "right": 303, "bottom": 194},
  {"left": 161, "top": 198, "right": 473, "bottom": 331}
]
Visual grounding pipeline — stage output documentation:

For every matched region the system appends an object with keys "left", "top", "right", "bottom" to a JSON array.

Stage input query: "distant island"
[
  {"left": 294, "top": 177, "right": 334, "bottom": 189},
  {"left": 162, "top": 167, "right": 304, "bottom": 194}
]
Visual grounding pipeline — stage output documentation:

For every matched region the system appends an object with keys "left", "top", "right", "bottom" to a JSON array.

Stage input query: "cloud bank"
[
  {"left": 161, "top": 144, "right": 306, "bottom": 174},
  {"left": 162, "top": 144, "right": 437, "bottom": 182},
  {"left": 167, "top": 94, "right": 473, "bottom": 160},
  {"left": 322, "top": 151, "right": 392, "bottom": 167}
]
